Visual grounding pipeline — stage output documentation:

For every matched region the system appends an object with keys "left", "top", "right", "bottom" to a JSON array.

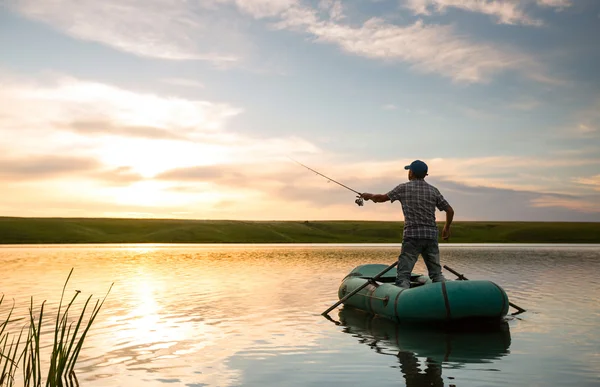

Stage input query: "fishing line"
[{"left": 288, "top": 157, "right": 365, "bottom": 206}]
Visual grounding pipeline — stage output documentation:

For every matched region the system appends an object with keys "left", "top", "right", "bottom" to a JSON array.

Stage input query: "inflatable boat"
[{"left": 337, "top": 264, "right": 510, "bottom": 324}]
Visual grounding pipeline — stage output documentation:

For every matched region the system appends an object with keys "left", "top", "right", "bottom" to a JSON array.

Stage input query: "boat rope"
[{"left": 353, "top": 293, "right": 388, "bottom": 301}]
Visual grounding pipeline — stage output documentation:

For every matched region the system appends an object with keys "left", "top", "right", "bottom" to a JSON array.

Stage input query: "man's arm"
[
  {"left": 442, "top": 205, "right": 454, "bottom": 240},
  {"left": 445, "top": 205, "right": 454, "bottom": 226},
  {"left": 361, "top": 183, "right": 404, "bottom": 204},
  {"left": 360, "top": 193, "right": 390, "bottom": 203},
  {"left": 435, "top": 190, "right": 454, "bottom": 240}
]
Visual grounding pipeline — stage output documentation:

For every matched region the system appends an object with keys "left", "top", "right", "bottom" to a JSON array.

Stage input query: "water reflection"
[
  {"left": 335, "top": 306, "right": 511, "bottom": 386},
  {"left": 2, "top": 245, "right": 598, "bottom": 387}
]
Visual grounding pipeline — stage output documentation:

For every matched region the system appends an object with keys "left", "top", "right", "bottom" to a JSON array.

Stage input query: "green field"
[{"left": 0, "top": 217, "right": 598, "bottom": 244}]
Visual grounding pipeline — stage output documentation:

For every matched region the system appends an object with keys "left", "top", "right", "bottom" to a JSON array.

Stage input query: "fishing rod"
[{"left": 288, "top": 157, "right": 365, "bottom": 206}]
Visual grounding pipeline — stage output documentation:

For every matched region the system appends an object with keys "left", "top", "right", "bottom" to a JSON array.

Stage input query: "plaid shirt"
[{"left": 387, "top": 180, "right": 450, "bottom": 240}]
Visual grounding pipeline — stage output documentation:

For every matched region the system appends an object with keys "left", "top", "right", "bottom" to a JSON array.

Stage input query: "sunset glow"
[{"left": 0, "top": 0, "right": 598, "bottom": 221}]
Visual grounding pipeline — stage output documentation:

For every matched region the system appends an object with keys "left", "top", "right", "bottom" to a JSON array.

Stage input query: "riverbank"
[{"left": 1, "top": 217, "right": 599, "bottom": 244}]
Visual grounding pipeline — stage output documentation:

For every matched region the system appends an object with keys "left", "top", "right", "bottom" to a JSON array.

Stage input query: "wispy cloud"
[
  {"left": 577, "top": 98, "right": 600, "bottom": 136},
  {"left": 161, "top": 78, "right": 205, "bottom": 88},
  {"left": 404, "top": 0, "right": 543, "bottom": 26},
  {"left": 64, "top": 120, "right": 186, "bottom": 140},
  {"left": 318, "top": 0, "right": 345, "bottom": 21},
  {"left": 91, "top": 166, "right": 146, "bottom": 186},
  {"left": 403, "top": 0, "right": 573, "bottom": 26},
  {"left": 0, "top": 72, "right": 321, "bottom": 186},
  {"left": 151, "top": 153, "right": 600, "bottom": 218},
  {"left": 0, "top": 155, "right": 100, "bottom": 180},
  {"left": 327, "top": 155, "right": 600, "bottom": 195},
  {"left": 0, "top": 154, "right": 144, "bottom": 186},
  {"left": 573, "top": 175, "right": 600, "bottom": 192},
  {"left": 0, "top": 75, "right": 243, "bottom": 138},
  {"left": 561, "top": 97, "right": 600, "bottom": 138},
  {"left": 6, "top": 0, "right": 557, "bottom": 84},
  {"left": 435, "top": 179, "right": 600, "bottom": 219},
  {"left": 535, "top": 0, "right": 572, "bottom": 9},
  {"left": 530, "top": 195, "right": 599, "bottom": 213},
  {"left": 270, "top": 4, "right": 554, "bottom": 84},
  {"left": 234, "top": 0, "right": 298, "bottom": 18},
  {"left": 4, "top": 0, "right": 247, "bottom": 63},
  {"left": 508, "top": 97, "right": 541, "bottom": 111},
  {"left": 382, "top": 104, "right": 398, "bottom": 110}
]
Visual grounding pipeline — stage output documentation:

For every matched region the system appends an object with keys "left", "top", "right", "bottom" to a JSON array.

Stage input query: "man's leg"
[
  {"left": 422, "top": 239, "right": 445, "bottom": 283},
  {"left": 396, "top": 238, "right": 420, "bottom": 288}
]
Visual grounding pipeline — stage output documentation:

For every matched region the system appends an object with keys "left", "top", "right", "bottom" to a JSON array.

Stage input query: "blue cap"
[{"left": 404, "top": 160, "right": 428, "bottom": 176}]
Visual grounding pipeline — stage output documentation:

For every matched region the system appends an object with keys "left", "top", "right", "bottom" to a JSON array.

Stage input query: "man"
[{"left": 359, "top": 160, "right": 454, "bottom": 289}]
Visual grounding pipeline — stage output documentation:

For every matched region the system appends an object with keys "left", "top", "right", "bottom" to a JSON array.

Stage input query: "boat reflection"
[{"left": 335, "top": 306, "right": 512, "bottom": 386}]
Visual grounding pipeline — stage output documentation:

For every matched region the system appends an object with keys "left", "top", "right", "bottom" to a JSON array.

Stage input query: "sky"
[{"left": 0, "top": 0, "right": 599, "bottom": 222}]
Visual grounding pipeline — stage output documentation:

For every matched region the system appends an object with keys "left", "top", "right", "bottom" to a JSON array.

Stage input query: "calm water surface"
[{"left": 1, "top": 244, "right": 599, "bottom": 387}]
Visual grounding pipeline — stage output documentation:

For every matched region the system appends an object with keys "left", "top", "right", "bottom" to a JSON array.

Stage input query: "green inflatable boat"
[{"left": 338, "top": 264, "right": 510, "bottom": 324}]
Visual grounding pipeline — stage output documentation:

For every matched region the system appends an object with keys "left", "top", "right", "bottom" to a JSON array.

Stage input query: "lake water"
[{"left": 1, "top": 244, "right": 599, "bottom": 387}]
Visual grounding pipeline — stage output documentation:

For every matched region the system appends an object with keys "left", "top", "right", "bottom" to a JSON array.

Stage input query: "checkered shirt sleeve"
[
  {"left": 386, "top": 183, "right": 406, "bottom": 203},
  {"left": 435, "top": 191, "right": 450, "bottom": 211}
]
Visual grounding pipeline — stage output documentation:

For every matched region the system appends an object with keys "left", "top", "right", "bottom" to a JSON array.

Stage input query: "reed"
[{"left": 0, "top": 269, "right": 112, "bottom": 387}]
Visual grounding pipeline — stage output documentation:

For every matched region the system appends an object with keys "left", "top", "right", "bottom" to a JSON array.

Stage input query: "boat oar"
[
  {"left": 321, "top": 261, "right": 399, "bottom": 316},
  {"left": 443, "top": 265, "right": 526, "bottom": 314}
]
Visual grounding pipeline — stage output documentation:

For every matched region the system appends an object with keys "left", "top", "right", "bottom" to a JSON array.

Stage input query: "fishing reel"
[{"left": 355, "top": 196, "right": 364, "bottom": 206}]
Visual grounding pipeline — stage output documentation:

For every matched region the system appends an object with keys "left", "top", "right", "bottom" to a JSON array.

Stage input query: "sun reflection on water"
[{"left": 1, "top": 245, "right": 599, "bottom": 387}]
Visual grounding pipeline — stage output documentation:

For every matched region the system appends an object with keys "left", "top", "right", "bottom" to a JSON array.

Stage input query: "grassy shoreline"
[{"left": 1, "top": 217, "right": 599, "bottom": 244}]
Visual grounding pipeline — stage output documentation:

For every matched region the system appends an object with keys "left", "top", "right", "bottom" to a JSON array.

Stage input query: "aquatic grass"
[
  {"left": 0, "top": 296, "right": 26, "bottom": 387},
  {"left": 0, "top": 269, "right": 112, "bottom": 387}
]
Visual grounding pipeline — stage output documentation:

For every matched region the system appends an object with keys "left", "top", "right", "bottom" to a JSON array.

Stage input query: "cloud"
[
  {"left": 0, "top": 73, "right": 253, "bottom": 176},
  {"left": 426, "top": 156, "right": 600, "bottom": 194},
  {"left": 155, "top": 162, "right": 309, "bottom": 191},
  {"left": 146, "top": 154, "right": 600, "bottom": 221},
  {"left": 6, "top": 0, "right": 557, "bottom": 84},
  {"left": 234, "top": 0, "right": 298, "bottom": 18},
  {"left": 318, "top": 0, "right": 345, "bottom": 21},
  {"left": 552, "top": 146, "right": 600, "bottom": 157},
  {"left": 1, "top": 141, "right": 598, "bottom": 220},
  {"left": 0, "top": 75, "right": 243, "bottom": 148},
  {"left": 507, "top": 97, "right": 541, "bottom": 111},
  {"left": 573, "top": 175, "right": 600, "bottom": 192},
  {"left": 0, "top": 155, "right": 100, "bottom": 180},
  {"left": 577, "top": 98, "right": 600, "bottom": 135},
  {"left": 270, "top": 4, "right": 553, "bottom": 84},
  {"left": 64, "top": 120, "right": 186, "bottom": 140},
  {"left": 433, "top": 179, "right": 600, "bottom": 220},
  {"left": 0, "top": 71, "right": 327, "bottom": 217},
  {"left": 339, "top": 155, "right": 599, "bottom": 194},
  {"left": 1, "top": 0, "right": 589, "bottom": 222},
  {"left": 4, "top": 0, "right": 247, "bottom": 62},
  {"left": 0, "top": 74, "right": 319, "bottom": 180},
  {"left": 559, "top": 97, "right": 600, "bottom": 138},
  {"left": 161, "top": 78, "right": 205, "bottom": 88},
  {"left": 157, "top": 165, "right": 245, "bottom": 182},
  {"left": 0, "top": 155, "right": 144, "bottom": 186},
  {"left": 530, "top": 195, "right": 600, "bottom": 213},
  {"left": 92, "top": 166, "right": 146, "bottom": 186},
  {"left": 403, "top": 0, "right": 573, "bottom": 26},
  {"left": 574, "top": 124, "right": 597, "bottom": 135},
  {"left": 535, "top": 0, "right": 572, "bottom": 9},
  {"left": 382, "top": 104, "right": 398, "bottom": 110},
  {"left": 404, "top": 0, "right": 543, "bottom": 26}
]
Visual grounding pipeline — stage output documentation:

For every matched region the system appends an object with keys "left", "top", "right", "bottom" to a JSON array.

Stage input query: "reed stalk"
[{"left": 1, "top": 269, "right": 112, "bottom": 387}]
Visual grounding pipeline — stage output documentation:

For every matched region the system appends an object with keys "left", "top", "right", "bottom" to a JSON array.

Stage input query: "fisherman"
[{"left": 359, "top": 160, "right": 454, "bottom": 289}]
